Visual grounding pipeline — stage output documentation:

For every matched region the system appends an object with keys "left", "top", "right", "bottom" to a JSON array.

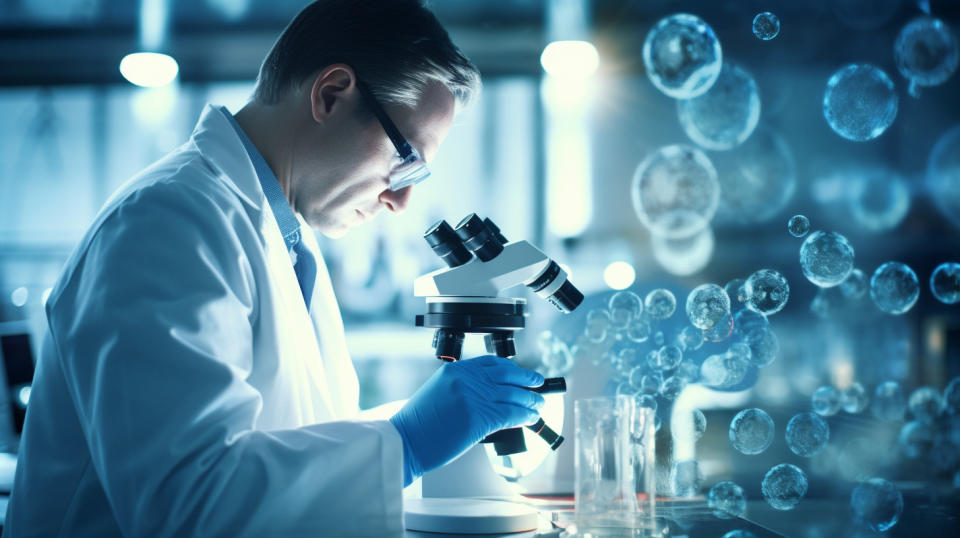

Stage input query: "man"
[{"left": 4, "top": 1, "right": 546, "bottom": 536}]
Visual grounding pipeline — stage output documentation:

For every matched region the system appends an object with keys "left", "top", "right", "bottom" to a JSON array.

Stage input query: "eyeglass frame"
[{"left": 356, "top": 81, "right": 431, "bottom": 191}]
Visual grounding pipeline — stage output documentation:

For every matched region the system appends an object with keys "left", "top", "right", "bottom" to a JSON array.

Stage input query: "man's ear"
[{"left": 308, "top": 64, "right": 357, "bottom": 124}]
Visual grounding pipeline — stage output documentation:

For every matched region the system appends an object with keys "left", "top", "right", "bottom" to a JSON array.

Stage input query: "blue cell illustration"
[
  {"left": 651, "top": 226, "right": 716, "bottom": 277},
  {"left": 725, "top": 278, "right": 747, "bottom": 303},
  {"left": 541, "top": 340, "right": 573, "bottom": 376},
  {"left": 895, "top": 17, "right": 959, "bottom": 88},
  {"left": 931, "top": 262, "right": 960, "bottom": 304},
  {"left": 626, "top": 314, "right": 653, "bottom": 343},
  {"left": 729, "top": 408, "right": 775, "bottom": 455},
  {"left": 643, "top": 14, "right": 723, "bottom": 99},
  {"left": 660, "top": 375, "right": 687, "bottom": 400},
  {"left": 908, "top": 386, "right": 944, "bottom": 422},
  {"left": 636, "top": 393, "right": 657, "bottom": 412},
  {"left": 654, "top": 330, "right": 665, "bottom": 346},
  {"left": 584, "top": 309, "right": 610, "bottom": 343},
  {"left": 644, "top": 288, "right": 676, "bottom": 319},
  {"left": 686, "top": 283, "right": 731, "bottom": 330},
  {"left": 656, "top": 344, "right": 683, "bottom": 370},
  {"left": 640, "top": 373, "right": 663, "bottom": 395},
  {"left": 608, "top": 290, "right": 643, "bottom": 330},
  {"left": 744, "top": 268, "right": 790, "bottom": 316},
  {"left": 945, "top": 377, "right": 960, "bottom": 414},
  {"left": 677, "top": 62, "right": 760, "bottom": 151},
  {"left": 872, "top": 381, "right": 907, "bottom": 421},
  {"left": 714, "top": 128, "right": 796, "bottom": 225},
  {"left": 728, "top": 342, "right": 751, "bottom": 362},
  {"left": 823, "top": 64, "right": 898, "bottom": 141},
  {"left": 752, "top": 12, "right": 780, "bottom": 40},
  {"left": 678, "top": 325, "right": 704, "bottom": 351},
  {"left": 615, "top": 381, "right": 638, "bottom": 398},
  {"left": 701, "top": 352, "right": 749, "bottom": 388},
  {"left": 722, "top": 532, "right": 757, "bottom": 538},
  {"left": 745, "top": 328, "right": 778, "bottom": 367},
  {"left": 693, "top": 408, "right": 707, "bottom": 440},
  {"left": 848, "top": 168, "right": 911, "bottom": 232},
  {"left": 788, "top": 215, "right": 810, "bottom": 237},
  {"left": 734, "top": 308, "right": 769, "bottom": 338},
  {"left": 703, "top": 312, "right": 735, "bottom": 342},
  {"left": 762, "top": 464, "right": 807, "bottom": 510},
  {"left": 812, "top": 386, "right": 841, "bottom": 416},
  {"left": 851, "top": 478, "right": 903, "bottom": 532},
  {"left": 800, "top": 230, "right": 855, "bottom": 288},
  {"left": 840, "top": 268, "right": 868, "bottom": 299},
  {"left": 676, "top": 359, "right": 701, "bottom": 381},
  {"left": 709, "top": 481, "right": 746, "bottom": 518},
  {"left": 899, "top": 420, "right": 934, "bottom": 458},
  {"left": 785, "top": 412, "right": 830, "bottom": 457},
  {"left": 927, "top": 125, "right": 960, "bottom": 229},
  {"left": 842, "top": 382, "right": 870, "bottom": 413},
  {"left": 670, "top": 459, "right": 704, "bottom": 497},
  {"left": 870, "top": 262, "right": 919, "bottom": 314},
  {"left": 632, "top": 145, "right": 720, "bottom": 239}
]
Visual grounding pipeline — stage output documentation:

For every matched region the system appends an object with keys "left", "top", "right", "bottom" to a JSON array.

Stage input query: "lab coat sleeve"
[{"left": 46, "top": 181, "right": 404, "bottom": 537}]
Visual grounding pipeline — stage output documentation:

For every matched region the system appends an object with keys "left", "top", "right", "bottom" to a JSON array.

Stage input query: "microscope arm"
[{"left": 414, "top": 240, "right": 559, "bottom": 297}]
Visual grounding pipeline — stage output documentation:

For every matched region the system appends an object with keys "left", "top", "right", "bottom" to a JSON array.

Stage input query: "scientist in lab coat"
[{"left": 4, "top": 1, "right": 549, "bottom": 536}]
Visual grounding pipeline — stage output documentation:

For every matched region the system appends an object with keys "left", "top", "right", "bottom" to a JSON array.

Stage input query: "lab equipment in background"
[
  {"left": 574, "top": 395, "right": 656, "bottom": 532},
  {"left": 414, "top": 213, "right": 582, "bottom": 457},
  {"left": 0, "top": 322, "right": 36, "bottom": 452}
]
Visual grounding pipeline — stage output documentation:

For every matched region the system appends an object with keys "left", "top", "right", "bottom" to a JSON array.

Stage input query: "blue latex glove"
[{"left": 389, "top": 355, "right": 546, "bottom": 486}]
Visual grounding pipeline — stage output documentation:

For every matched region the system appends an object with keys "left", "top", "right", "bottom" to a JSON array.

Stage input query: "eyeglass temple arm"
[{"left": 356, "top": 81, "right": 415, "bottom": 159}]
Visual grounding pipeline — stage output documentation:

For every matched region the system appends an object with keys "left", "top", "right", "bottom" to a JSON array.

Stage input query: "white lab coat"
[{"left": 3, "top": 105, "right": 404, "bottom": 537}]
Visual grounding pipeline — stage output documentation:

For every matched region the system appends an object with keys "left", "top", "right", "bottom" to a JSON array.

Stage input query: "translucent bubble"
[
  {"left": 785, "top": 412, "right": 830, "bottom": 457},
  {"left": 812, "top": 386, "right": 841, "bottom": 416},
  {"left": 670, "top": 459, "right": 704, "bottom": 497},
  {"left": 661, "top": 375, "right": 688, "bottom": 400},
  {"left": 762, "top": 463, "right": 807, "bottom": 510},
  {"left": 626, "top": 315, "right": 654, "bottom": 343},
  {"left": 703, "top": 312, "right": 735, "bottom": 342},
  {"left": 945, "top": 377, "right": 960, "bottom": 414},
  {"left": 542, "top": 340, "right": 574, "bottom": 376},
  {"left": 722, "top": 531, "right": 757, "bottom": 538},
  {"left": 651, "top": 226, "right": 715, "bottom": 276},
  {"left": 745, "top": 328, "right": 779, "bottom": 367},
  {"left": 677, "top": 62, "right": 760, "bottom": 151},
  {"left": 728, "top": 342, "right": 752, "bottom": 362},
  {"left": 752, "top": 12, "right": 780, "bottom": 40},
  {"left": 822, "top": 64, "right": 898, "bottom": 142},
  {"left": 632, "top": 145, "right": 720, "bottom": 238},
  {"left": 608, "top": 290, "right": 643, "bottom": 330},
  {"left": 899, "top": 420, "right": 934, "bottom": 458},
  {"left": 676, "top": 359, "right": 700, "bottom": 382},
  {"left": 537, "top": 330, "right": 555, "bottom": 353},
  {"left": 640, "top": 373, "right": 663, "bottom": 395},
  {"left": 734, "top": 308, "right": 769, "bottom": 339},
  {"left": 644, "top": 288, "right": 677, "bottom": 320},
  {"left": 656, "top": 345, "right": 683, "bottom": 370},
  {"left": 872, "top": 381, "right": 907, "bottom": 421},
  {"left": 800, "top": 230, "right": 855, "bottom": 288},
  {"left": 692, "top": 409, "right": 707, "bottom": 440},
  {"left": 642, "top": 13, "right": 723, "bottom": 99},
  {"left": 714, "top": 128, "right": 796, "bottom": 224},
  {"left": 725, "top": 278, "right": 747, "bottom": 303},
  {"left": 616, "top": 381, "right": 639, "bottom": 398},
  {"left": 744, "top": 268, "right": 790, "bottom": 316},
  {"left": 686, "top": 283, "right": 731, "bottom": 330},
  {"left": 848, "top": 168, "right": 911, "bottom": 233},
  {"left": 653, "top": 331, "right": 665, "bottom": 347},
  {"left": 628, "top": 365, "right": 646, "bottom": 388},
  {"left": 701, "top": 353, "right": 748, "bottom": 388},
  {"left": 894, "top": 17, "right": 959, "bottom": 88},
  {"left": 927, "top": 125, "right": 960, "bottom": 229},
  {"left": 851, "top": 478, "right": 903, "bottom": 532},
  {"left": 842, "top": 382, "right": 870, "bottom": 413},
  {"left": 584, "top": 309, "right": 611, "bottom": 343},
  {"left": 788, "top": 215, "right": 810, "bottom": 237},
  {"left": 908, "top": 386, "right": 944, "bottom": 422},
  {"left": 931, "top": 262, "right": 960, "bottom": 304},
  {"left": 870, "top": 262, "right": 919, "bottom": 314},
  {"left": 840, "top": 268, "right": 868, "bottom": 299},
  {"left": 619, "top": 348, "right": 643, "bottom": 371},
  {"left": 709, "top": 481, "right": 747, "bottom": 519},
  {"left": 678, "top": 326, "right": 704, "bottom": 351},
  {"left": 729, "top": 408, "right": 775, "bottom": 455}
]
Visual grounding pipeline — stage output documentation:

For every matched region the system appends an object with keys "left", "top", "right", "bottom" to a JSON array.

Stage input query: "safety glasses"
[{"left": 357, "top": 81, "right": 431, "bottom": 191}]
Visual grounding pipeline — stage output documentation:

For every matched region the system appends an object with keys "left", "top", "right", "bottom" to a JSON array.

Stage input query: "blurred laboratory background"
[{"left": 1, "top": 0, "right": 960, "bottom": 535}]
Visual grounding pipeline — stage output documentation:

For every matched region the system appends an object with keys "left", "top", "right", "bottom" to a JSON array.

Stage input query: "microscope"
[{"left": 414, "top": 213, "right": 584, "bottom": 457}]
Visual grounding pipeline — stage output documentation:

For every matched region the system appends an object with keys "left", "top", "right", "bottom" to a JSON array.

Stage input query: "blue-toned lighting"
[
  {"left": 16, "top": 385, "right": 31, "bottom": 408},
  {"left": 604, "top": 261, "right": 636, "bottom": 290},
  {"left": 119, "top": 52, "right": 179, "bottom": 87},
  {"left": 10, "top": 287, "right": 28, "bottom": 307},
  {"left": 540, "top": 40, "right": 599, "bottom": 78}
]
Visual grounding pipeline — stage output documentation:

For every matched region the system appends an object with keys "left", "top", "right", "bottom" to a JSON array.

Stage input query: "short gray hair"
[{"left": 254, "top": 0, "right": 481, "bottom": 109}]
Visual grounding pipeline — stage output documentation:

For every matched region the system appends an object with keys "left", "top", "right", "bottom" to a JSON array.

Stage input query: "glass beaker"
[{"left": 575, "top": 395, "right": 656, "bottom": 532}]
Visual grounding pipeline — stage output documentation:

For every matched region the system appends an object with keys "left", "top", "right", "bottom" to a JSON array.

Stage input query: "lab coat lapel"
[{"left": 191, "top": 105, "right": 337, "bottom": 419}]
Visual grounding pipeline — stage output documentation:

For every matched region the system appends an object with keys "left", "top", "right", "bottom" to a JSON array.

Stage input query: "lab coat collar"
[{"left": 190, "top": 104, "right": 266, "bottom": 210}]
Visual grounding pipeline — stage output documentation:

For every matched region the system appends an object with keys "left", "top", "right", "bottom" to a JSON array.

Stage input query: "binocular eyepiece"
[{"left": 424, "top": 214, "right": 584, "bottom": 313}]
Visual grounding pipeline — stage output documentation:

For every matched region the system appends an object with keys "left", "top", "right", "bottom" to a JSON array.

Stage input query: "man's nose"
[{"left": 379, "top": 185, "right": 414, "bottom": 214}]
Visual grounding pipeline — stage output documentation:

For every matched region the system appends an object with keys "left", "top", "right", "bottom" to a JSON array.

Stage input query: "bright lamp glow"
[
  {"left": 10, "top": 287, "right": 28, "bottom": 307},
  {"left": 120, "top": 52, "right": 179, "bottom": 87},
  {"left": 603, "top": 261, "right": 636, "bottom": 290},
  {"left": 540, "top": 40, "right": 599, "bottom": 78}
]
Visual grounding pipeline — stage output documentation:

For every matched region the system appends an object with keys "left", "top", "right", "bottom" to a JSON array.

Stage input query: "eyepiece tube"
[
  {"left": 527, "top": 418, "right": 564, "bottom": 450},
  {"left": 424, "top": 220, "right": 473, "bottom": 268},
  {"left": 455, "top": 213, "right": 504, "bottom": 262},
  {"left": 526, "top": 261, "right": 585, "bottom": 314}
]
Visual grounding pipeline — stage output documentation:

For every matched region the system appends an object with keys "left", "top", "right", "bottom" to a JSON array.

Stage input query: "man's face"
[{"left": 294, "top": 79, "right": 456, "bottom": 238}]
